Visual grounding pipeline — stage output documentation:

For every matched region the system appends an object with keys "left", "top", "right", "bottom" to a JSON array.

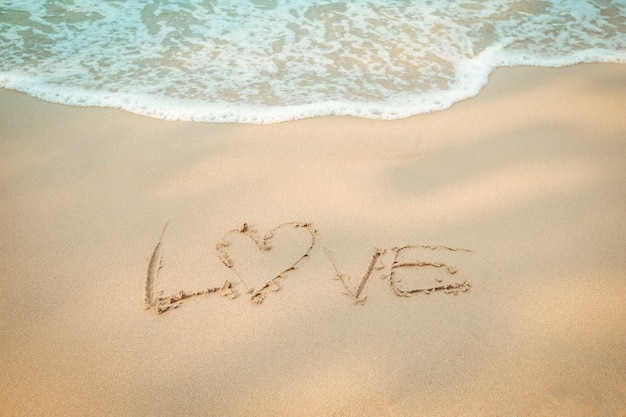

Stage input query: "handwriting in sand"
[{"left": 144, "top": 222, "right": 472, "bottom": 314}]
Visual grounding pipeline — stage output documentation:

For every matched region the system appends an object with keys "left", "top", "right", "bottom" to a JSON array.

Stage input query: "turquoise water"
[{"left": 1, "top": 0, "right": 625, "bottom": 123}]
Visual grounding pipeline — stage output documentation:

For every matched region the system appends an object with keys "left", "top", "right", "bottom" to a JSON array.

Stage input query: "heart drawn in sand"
[{"left": 216, "top": 222, "right": 319, "bottom": 304}]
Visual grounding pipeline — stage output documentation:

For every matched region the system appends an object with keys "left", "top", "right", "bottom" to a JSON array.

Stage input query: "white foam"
[{"left": 1, "top": 0, "right": 625, "bottom": 123}]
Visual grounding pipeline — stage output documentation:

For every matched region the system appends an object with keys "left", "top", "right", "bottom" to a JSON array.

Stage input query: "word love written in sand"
[{"left": 144, "top": 222, "right": 472, "bottom": 314}]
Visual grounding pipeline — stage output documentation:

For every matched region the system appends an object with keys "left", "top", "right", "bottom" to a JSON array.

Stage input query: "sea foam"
[{"left": 1, "top": 0, "right": 625, "bottom": 123}]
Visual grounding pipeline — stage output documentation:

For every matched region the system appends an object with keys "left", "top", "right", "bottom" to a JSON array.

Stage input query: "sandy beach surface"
[{"left": 1, "top": 63, "right": 625, "bottom": 416}]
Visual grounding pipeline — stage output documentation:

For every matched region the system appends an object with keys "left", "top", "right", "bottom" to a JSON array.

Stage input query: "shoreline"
[
  {"left": 1, "top": 63, "right": 625, "bottom": 416},
  {"left": 1, "top": 62, "right": 624, "bottom": 124}
]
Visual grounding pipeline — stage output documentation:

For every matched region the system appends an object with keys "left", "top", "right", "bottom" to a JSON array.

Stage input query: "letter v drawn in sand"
[{"left": 324, "top": 247, "right": 387, "bottom": 305}]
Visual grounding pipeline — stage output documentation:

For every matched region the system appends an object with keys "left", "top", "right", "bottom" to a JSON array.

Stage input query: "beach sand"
[{"left": 1, "top": 63, "right": 625, "bottom": 416}]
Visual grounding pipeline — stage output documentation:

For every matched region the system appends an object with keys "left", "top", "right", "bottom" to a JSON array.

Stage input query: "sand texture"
[{"left": 1, "top": 63, "right": 625, "bottom": 416}]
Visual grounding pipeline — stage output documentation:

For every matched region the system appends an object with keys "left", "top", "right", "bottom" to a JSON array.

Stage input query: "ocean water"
[{"left": 1, "top": 0, "right": 625, "bottom": 123}]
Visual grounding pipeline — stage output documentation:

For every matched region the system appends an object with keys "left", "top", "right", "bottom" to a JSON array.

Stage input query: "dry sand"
[{"left": 1, "top": 63, "right": 625, "bottom": 416}]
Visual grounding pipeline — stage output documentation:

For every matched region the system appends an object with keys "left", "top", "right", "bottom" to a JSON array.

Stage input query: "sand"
[{"left": 1, "top": 63, "right": 625, "bottom": 417}]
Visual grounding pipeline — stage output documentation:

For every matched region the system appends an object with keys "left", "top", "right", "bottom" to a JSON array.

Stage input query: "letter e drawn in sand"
[{"left": 387, "top": 245, "right": 472, "bottom": 296}]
